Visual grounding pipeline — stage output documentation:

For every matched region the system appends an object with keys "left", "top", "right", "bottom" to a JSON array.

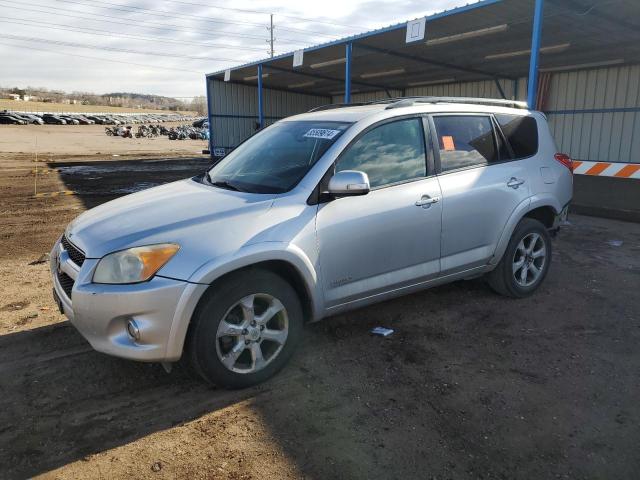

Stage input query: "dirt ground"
[
  {"left": 0, "top": 150, "right": 639, "bottom": 480},
  {"left": 0, "top": 124, "right": 207, "bottom": 156}
]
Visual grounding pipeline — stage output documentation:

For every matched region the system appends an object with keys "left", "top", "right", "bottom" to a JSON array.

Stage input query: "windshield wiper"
[{"left": 210, "top": 180, "right": 245, "bottom": 192}]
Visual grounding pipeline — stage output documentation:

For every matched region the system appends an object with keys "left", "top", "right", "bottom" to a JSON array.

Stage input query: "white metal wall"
[
  {"left": 545, "top": 65, "right": 640, "bottom": 164},
  {"left": 208, "top": 79, "right": 327, "bottom": 148},
  {"left": 331, "top": 79, "right": 527, "bottom": 104},
  {"left": 406, "top": 78, "right": 527, "bottom": 101}
]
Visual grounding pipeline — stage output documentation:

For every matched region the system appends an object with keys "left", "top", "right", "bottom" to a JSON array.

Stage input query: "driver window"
[{"left": 336, "top": 118, "right": 427, "bottom": 188}]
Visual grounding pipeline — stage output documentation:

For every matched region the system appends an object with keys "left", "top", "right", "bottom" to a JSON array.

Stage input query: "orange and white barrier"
[{"left": 572, "top": 161, "right": 640, "bottom": 179}]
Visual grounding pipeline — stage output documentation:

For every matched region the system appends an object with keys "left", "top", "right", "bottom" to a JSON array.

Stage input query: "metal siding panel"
[
  {"left": 609, "top": 67, "right": 628, "bottom": 161},
  {"left": 630, "top": 111, "right": 640, "bottom": 162},
  {"left": 571, "top": 70, "right": 587, "bottom": 158},
  {"left": 555, "top": 73, "right": 569, "bottom": 153},
  {"left": 588, "top": 70, "right": 607, "bottom": 158},
  {"left": 620, "top": 66, "right": 640, "bottom": 161},
  {"left": 581, "top": 69, "right": 597, "bottom": 161},
  {"left": 565, "top": 72, "right": 579, "bottom": 156},
  {"left": 518, "top": 78, "right": 528, "bottom": 102},
  {"left": 208, "top": 81, "right": 326, "bottom": 148},
  {"left": 598, "top": 68, "right": 618, "bottom": 160}
]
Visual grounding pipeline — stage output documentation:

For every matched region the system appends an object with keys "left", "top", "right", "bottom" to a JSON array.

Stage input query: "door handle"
[
  {"left": 415, "top": 195, "right": 440, "bottom": 208},
  {"left": 507, "top": 177, "right": 525, "bottom": 189}
]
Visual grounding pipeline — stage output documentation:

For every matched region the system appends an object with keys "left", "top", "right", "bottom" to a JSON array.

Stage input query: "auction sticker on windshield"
[{"left": 304, "top": 128, "right": 341, "bottom": 140}]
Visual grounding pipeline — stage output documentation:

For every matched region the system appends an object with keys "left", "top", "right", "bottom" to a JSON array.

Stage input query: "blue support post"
[
  {"left": 205, "top": 76, "right": 214, "bottom": 155},
  {"left": 345, "top": 42, "right": 353, "bottom": 104},
  {"left": 527, "top": 0, "right": 545, "bottom": 109},
  {"left": 257, "top": 64, "right": 264, "bottom": 129}
]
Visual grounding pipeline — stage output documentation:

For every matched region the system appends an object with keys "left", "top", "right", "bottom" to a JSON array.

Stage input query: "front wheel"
[
  {"left": 487, "top": 218, "right": 552, "bottom": 298},
  {"left": 186, "top": 270, "right": 303, "bottom": 388}
]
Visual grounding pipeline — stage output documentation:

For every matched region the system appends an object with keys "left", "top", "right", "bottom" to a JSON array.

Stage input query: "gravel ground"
[{"left": 0, "top": 152, "right": 638, "bottom": 480}]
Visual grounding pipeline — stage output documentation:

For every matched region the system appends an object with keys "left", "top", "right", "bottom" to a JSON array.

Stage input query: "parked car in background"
[
  {"left": 19, "top": 113, "right": 45, "bottom": 125},
  {"left": 59, "top": 115, "right": 80, "bottom": 125},
  {"left": 3, "top": 112, "right": 41, "bottom": 125},
  {"left": 0, "top": 114, "right": 26, "bottom": 125},
  {"left": 74, "top": 115, "right": 95, "bottom": 125},
  {"left": 86, "top": 115, "right": 106, "bottom": 125},
  {"left": 42, "top": 114, "right": 67, "bottom": 125}
]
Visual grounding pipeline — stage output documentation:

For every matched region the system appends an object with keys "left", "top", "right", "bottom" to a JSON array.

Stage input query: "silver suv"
[{"left": 51, "top": 97, "right": 572, "bottom": 387}]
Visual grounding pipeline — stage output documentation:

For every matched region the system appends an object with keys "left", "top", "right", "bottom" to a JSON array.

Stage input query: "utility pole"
[{"left": 268, "top": 13, "right": 274, "bottom": 58}]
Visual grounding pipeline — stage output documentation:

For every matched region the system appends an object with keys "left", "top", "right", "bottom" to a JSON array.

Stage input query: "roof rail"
[
  {"left": 307, "top": 102, "right": 368, "bottom": 112},
  {"left": 383, "top": 96, "right": 528, "bottom": 110},
  {"left": 307, "top": 96, "right": 529, "bottom": 113}
]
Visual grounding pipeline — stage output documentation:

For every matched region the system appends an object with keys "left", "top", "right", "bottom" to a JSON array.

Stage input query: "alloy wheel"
[
  {"left": 512, "top": 232, "right": 547, "bottom": 287},
  {"left": 215, "top": 293, "right": 289, "bottom": 374}
]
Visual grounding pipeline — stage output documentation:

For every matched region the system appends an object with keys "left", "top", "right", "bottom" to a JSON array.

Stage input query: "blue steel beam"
[
  {"left": 527, "top": 0, "right": 545, "bottom": 108},
  {"left": 345, "top": 42, "right": 352, "bottom": 104},
  {"left": 257, "top": 64, "right": 264, "bottom": 129}
]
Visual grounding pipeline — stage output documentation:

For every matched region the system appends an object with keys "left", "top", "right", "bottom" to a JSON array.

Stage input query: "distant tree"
[{"left": 190, "top": 96, "right": 207, "bottom": 115}]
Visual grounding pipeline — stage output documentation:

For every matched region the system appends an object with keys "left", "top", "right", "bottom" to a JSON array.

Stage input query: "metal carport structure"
[{"left": 206, "top": 0, "right": 640, "bottom": 219}]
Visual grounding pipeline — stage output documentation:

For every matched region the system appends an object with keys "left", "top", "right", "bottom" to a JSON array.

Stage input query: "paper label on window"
[
  {"left": 442, "top": 136, "right": 455, "bottom": 151},
  {"left": 304, "top": 128, "right": 340, "bottom": 140}
]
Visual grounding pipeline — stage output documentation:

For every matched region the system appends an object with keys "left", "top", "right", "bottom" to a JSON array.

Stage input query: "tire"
[
  {"left": 186, "top": 269, "right": 303, "bottom": 388},
  {"left": 487, "top": 218, "right": 552, "bottom": 298}
]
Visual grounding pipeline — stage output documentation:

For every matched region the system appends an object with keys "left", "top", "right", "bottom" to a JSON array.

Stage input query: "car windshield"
[{"left": 207, "top": 120, "right": 351, "bottom": 194}]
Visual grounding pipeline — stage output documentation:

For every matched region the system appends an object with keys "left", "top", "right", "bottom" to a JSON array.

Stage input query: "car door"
[
  {"left": 430, "top": 113, "right": 530, "bottom": 274},
  {"left": 315, "top": 116, "right": 442, "bottom": 308}
]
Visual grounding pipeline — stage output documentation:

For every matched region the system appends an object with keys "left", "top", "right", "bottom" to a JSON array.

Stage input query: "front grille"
[
  {"left": 57, "top": 271, "right": 74, "bottom": 299},
  {"left": 61, "top": 235, "right": 85, "bottom": 267}
]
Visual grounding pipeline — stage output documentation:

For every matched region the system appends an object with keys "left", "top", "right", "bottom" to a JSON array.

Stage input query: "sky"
[{"left": 0, "top": 0, "right": 466, "bottom": 98}]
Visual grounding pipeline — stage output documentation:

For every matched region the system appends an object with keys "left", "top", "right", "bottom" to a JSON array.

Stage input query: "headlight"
[{"left": 93, "top": 243, "right": 180, "bottom": 284}]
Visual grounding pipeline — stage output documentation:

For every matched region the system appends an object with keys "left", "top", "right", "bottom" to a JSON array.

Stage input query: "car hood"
[{"left": 66, "top": 178, "right": 277, "bottom": 277}]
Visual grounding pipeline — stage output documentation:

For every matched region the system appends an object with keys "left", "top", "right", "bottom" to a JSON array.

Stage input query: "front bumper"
[{"left": 50, "top": 238, "right": 193, "bottom": 362}]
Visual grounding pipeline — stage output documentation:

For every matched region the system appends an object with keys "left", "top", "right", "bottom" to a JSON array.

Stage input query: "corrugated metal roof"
[{"left": 207, "top": 0, "right": 640, "bottom": 97}]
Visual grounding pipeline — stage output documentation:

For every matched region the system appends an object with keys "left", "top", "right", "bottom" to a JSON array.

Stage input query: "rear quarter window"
[
  {"left": 432, "top": 115, "right": 498, "bottom": 172},
  {"left": 495, "top": 114, "right": 538, "bottom": 159}
]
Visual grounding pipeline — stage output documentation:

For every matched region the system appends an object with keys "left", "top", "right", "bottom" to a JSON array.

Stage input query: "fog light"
[{"left": 126, "top": 320, "right": 140, "bottom": 341}]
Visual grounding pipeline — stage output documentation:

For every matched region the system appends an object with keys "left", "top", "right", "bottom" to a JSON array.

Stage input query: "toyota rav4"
[{"left": 51, "top": 97, "right": 572, "bottom": 388}]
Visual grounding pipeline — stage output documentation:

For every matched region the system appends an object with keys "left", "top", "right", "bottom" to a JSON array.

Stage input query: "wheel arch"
[
  {"left": 164, "top": 245, "right": 321, "bottom": 361},
  {"left": 523, "top": 205, "right": 556, "bottom": 229},
  {"left": 490, "top": 195, "right": 559, "bottom": 266}
]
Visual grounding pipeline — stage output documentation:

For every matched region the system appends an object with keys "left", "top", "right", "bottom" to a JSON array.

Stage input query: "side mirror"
[{"left": 327, "top": 170, "right": 370, "bottom": 197}]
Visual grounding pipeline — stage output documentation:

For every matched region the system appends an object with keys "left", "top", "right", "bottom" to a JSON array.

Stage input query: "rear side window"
[
  {"left": 495, "top": 114, "right": 538, "bottom": 159},
  {"left": 337, "top": 117, "right": 426, "bottom": 188},
  {"left": 433, "top": 115, "right": 498, "bottom": 172}
]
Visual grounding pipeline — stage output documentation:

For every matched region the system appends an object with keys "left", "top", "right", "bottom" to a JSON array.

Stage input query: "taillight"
[{"left": 554, "top": 153, "right": 573, "bottom": 172}]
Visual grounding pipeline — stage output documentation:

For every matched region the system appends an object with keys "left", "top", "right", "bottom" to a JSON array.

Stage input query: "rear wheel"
[
  {"left": 487, "top": 218, "right": 552, "bottom": 298},
  {"left": 186, "top": 270, "right": 303, "bottom": 388}
]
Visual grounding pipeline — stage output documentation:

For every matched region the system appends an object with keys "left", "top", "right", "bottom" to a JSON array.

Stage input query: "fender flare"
[
  {"left": 489, "top": 194, "right": 560, "bottom": 266},
  {"left": 164, "top": 242, "right": 322, "bottom": 360}
]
